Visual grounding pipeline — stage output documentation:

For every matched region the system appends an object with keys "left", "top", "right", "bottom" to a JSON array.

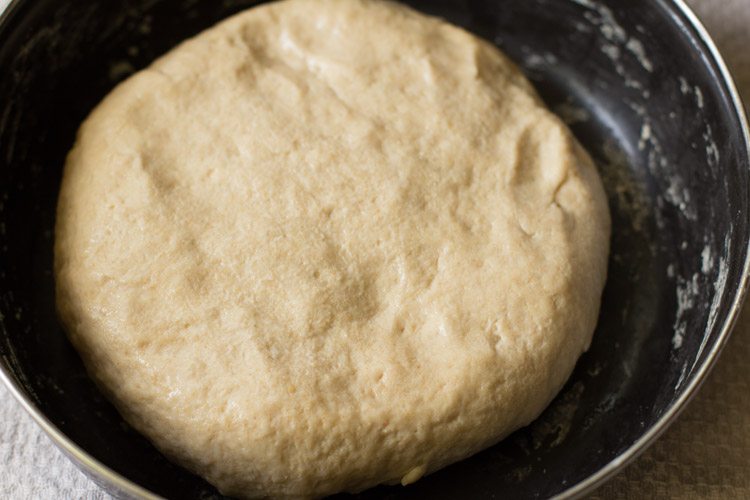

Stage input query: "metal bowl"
[{"left": 1, "top": 0, "right": 748, "bottom": 498}]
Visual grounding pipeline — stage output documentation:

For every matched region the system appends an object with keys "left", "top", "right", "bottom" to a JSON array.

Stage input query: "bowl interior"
[{"left": 0, "top": 0, "right": 748, "bottom": 498}]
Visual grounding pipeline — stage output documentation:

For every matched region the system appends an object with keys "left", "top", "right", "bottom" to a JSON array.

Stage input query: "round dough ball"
[{"left": 55, "top": 0, "right": 610, "bottom": 497}]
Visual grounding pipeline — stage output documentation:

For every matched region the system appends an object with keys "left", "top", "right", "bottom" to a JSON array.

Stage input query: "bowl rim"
[{"left": 0, "top": 0, "right": 749, "bottom": 499}]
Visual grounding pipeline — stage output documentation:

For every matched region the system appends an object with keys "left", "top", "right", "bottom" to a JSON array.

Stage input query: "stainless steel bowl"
[{"left": 1, "top": 0, "right": 748, "bottom": 498}]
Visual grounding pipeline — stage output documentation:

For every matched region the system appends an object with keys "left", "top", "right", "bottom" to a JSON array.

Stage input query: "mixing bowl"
[{"left": 1, "top": 0, "right": 748, "bottom": 498}]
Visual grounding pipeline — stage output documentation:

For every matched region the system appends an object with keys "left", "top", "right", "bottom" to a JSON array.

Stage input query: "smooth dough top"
[{"left": 55, "top": 0, "right": 610, "bottom": 497}]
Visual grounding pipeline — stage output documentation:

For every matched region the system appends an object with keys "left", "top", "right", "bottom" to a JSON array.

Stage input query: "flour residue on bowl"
[
  {"left": 673, "top": 246, "right": 729, "bottom": 388},
  {"left": 667, "top": 72, "right": 725, "bottom": 366},
  {"left": 679, "top": 76, "right": 720, "bottom": 170},
  {"left": 672, "top": 272, "right": 699, "bottom": 349},
  {"left": 529, "top": 381, "right": 586, "bottom": 450},
  {"left": 672, "top": 230, "right": 730, "bottom": 389},
  {"left": 569, "top": 2, "right": 734, "bottom": 396},
  {"left": 571, "top": 0, "right": 653, "bottom": 97},
  {"left": 598, "top": 141, "right": 651, "bottom": 235},
  {"left": 508, "top": 379, "right": 588, "bottom": 468},
  {"left": 572, "top": 1, "right": 711, "bottom": 229},
  {"left": 696, "top": 236, "right": 731, "bottom": 366},
  {"left": 554, "top": 102, "right": 591, "bottom": 125},
  {"left": 704, "top": 123, "right": 721, "bottom": 168},
  {"left": 701, "top": 246, "right": 713, "bottom": 273},
  {"left": 625, "top": 38, "right": 653, "bottom": 72}
]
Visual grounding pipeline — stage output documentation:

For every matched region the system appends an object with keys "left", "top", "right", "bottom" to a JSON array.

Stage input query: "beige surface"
[
  {"left": 592, "top": 0, "right": 750, "bottom": 498},
  {"left": 54, "top": 0, "right": 609, "bottom": 497}
]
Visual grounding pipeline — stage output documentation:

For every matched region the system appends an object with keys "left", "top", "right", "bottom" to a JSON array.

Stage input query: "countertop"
[{"left": 1, "top": 0, "right": 749, "bottom": 498}]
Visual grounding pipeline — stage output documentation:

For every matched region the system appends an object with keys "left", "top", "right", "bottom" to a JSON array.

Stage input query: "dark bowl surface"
[{"left": 0, "top": 0, "right": 748, "bottom": 499}]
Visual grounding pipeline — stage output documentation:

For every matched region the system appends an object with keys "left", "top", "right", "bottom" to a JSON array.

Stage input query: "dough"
[{"left": 55, "top": 0, "right": 610, "bottom": 497}]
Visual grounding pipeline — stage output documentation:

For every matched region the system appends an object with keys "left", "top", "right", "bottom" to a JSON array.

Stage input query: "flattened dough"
[{"left": 55, "top": 0, "right": 610, "bottom": 497}]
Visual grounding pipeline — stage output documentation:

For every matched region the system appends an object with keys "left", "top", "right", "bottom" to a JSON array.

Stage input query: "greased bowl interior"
[{"left": 0, "top": 0, "right": 748, "bottom": 498}]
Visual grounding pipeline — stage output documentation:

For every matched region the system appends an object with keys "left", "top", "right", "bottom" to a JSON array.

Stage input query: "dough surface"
[{"left": 55, "top": 0, "right": 610, "bottom": 497}]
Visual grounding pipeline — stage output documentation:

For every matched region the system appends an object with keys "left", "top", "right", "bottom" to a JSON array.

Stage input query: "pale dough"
[{"left": 55, "top": 0, "right": 610, "bottom": 497}]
